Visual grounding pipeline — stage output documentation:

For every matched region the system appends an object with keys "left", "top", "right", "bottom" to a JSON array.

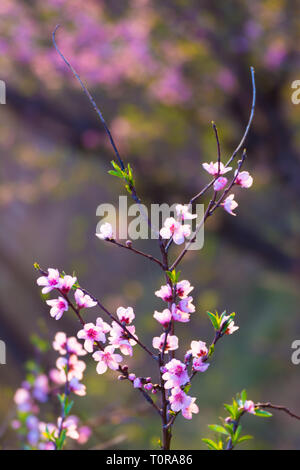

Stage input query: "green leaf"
[
  {"left": 108, "top": 170, "right": 123, "bottom": 179},
  {"left": 224, "top": 423, "right": 234, "bottom": 436},
  {"left": 224, "top": 404, "right": 234, "bottom": 417},
  {"left": 208, "top": 344, "right": 215, "bottom": 357},
  {"left": 232, "top": 425, "right": 242, "bottom": 444},
  {"left": 208, "top": 424, "right": 228, "bottom": 436},
  {"left": 202, "top": 438, "right": 220, "bottom": 450},
  {"left": 241, "top": 389, "right": 247, "bottom": 402},
  {"left": 254, "top": 409, "right": 272, "bottom": 418},
  {"left": 56, "top": 429, "right": 67, "bottom": 450},
  {"left": 206, "top": 311, "right": 219, "bottom": 330},
  {"left": 30, "top": 334, "right": 49, "bottom": 353},
  {"left": 166, "top": 269, "right": 181, "bottom": 284},
  {"left": 237, "top": 435, "right": 253, "bottom": 444},
  {"left": 33, "top": 262, "right": 40, "bottom": 270},
  {"left": 65, "top": 400, "right": 74, "bottom": 416},
  {"left": 57, "top": 394, "right": 65, "bottom": 406},
  {"left": 183, "top": 383, "right": 191, "bottom": 394}
]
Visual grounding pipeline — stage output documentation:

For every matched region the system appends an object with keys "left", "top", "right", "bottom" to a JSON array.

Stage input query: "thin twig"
[
  {"left": 52, "top": 25, "right": 125, "bottom": 171},
  {"left": 106, "top": 238, "right": 163, "bottom": 268},
  {"left": 53, "top": 25, "right": 156, "bottom": 236},
  {"left": 79, "top": 285, "right": 157, "bottom": 360},
  {"left": 189, "top": 67, "right": 255, "bottom": 207},
  {"left": 255, "top": 402, "right": 300, "bottom": 421}
]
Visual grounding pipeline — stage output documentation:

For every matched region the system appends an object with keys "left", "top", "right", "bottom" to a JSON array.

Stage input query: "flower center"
[{"left": 87, "top": 329, "right": 97, "bottom": 339}]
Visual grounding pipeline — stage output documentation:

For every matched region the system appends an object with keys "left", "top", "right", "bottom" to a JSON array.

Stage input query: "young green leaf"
[
  {"left": 254, "top": 409, "right": 272, "bottom": 418},
  {"left": 208, "top": 424, "right": 228, "bottom": 436},
  {"left": 206, "top": 311, "right": 220, "bottom": 330},
  {"left": 202, "top": 438, "right": 220, "bottom": 450}
]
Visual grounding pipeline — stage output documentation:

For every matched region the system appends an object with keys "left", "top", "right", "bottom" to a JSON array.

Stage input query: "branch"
[
  {"left": 52, "top": 25, "right": 155, "bottom": 236},
  {"left": 36, "top": 266, "right": 156, "bottom": 361},
  {"left": 79, "top": 285, "right": 157, "bottom": 361},
  {"left": 189, "top": 66, "right": 255, "bottom": 206},
  {"left": 52, "top": 25, "right": 125, "bottom": 171},
  {"left": 105, "top": 238, "right": 163, "bottom": 269},
  {"left": 256, "top": 402, "right": 300, "bottom": 421}
]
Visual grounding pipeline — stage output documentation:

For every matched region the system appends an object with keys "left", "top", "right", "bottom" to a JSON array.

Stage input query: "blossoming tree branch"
[{"left": 13, "top": 26, "right": 300, "bottom": 450}]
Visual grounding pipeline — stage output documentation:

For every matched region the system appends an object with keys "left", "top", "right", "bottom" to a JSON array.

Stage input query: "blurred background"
[{"left": 0, "top": 0, "right": 300, "bottom": 450}]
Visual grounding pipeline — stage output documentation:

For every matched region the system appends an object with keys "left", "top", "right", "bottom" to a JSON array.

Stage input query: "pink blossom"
[
  {"left": 32, "top": 374, "right": 49, "bottom": 402},
  {"left": 133, "top": 377, "right": 142, "bottom": 388},
  {"left": 26, "top": 415, "right": 39, "bottom": 430},
  {"left": 74, "top": 289, "right": 97, "bottom": 309},
  {"left": 222, "top": 194, "right": 238, "bottom": 216},
  {"left": 162, "top": 359, "right": 189, "bottom": 389},
  {"left": 116, "top": 306, "right": 135, "bottom": 325},
  {"left": 77, "top": 426, "right": 92, "bottom": 444},
  {"left": 213, "top": 176, "right": 228, "bottom": 191},
  {"left": 11, "top": 420, "right": 21, "bottom": 430},
  {"left": 176, "top": 280, "right": 194, "bottom": 299},
  {"left": 39, "top": 421, "right": 57, "bottom": 440},
  {"left": 235, "top": 170, "right": 253, "bottom": 188},
  {"left": 225, "top": 321, "right": 239, "bottom": 335},
  {"left": 14, "top": 388, "right": 32, "bottom": 413},
  {"left": 59, "top": 275, "right": 77, "bottom": 294},
  {"left": 144, "top": 383, "right": 153, "bottom": 391},
  {"left": 92, "top": 345, "right": 123, "bottom": 374},
  {"left": 46, "top": 297, "right": 68, "bottom": 320},
  {"left": 155, "top": 284, "right": 173, "bottom": 302},
  {"left": 153, "top": 308, "right": 172, "bottom": 327},
  {"left": 109, "top": 321, "right": 137, "bottom": 356},
  {"left": 38, "top": 442, "right": 55, "bottom": 451},
  {"left": 182, "top": 397, "right": 199, "bottom": 420},
  {"left": 171, "top": 304, "right": 190, "bottom": 323},
  {"left": 152, "top": 333, "right": 178, "bottom": 353},
  {"left": 26, "top": 415, "right": 40, "bottom": 446},
  {"left": 27, "top": 428, "right": 40, "bottom": 446},
  {"left": 175, "top": 204, "right": 197, "bottom": 221},
  {"left": 221, "top": 316, "right": 239, "bottom": 335},
  {"left": 69, "top": 378, "right": 86, "bottom": 397},
  {"left": 202, "top": 162, "right": 232, "bottom": 176},
  {"left": 57, "top": 416, "right": 79, "bottom": 440},
  {"left": 36, "top": 268, "right": 61, "bottom": 294},
  {"left": 169, "top": 387, "right": 191, "bottom": 412},
  {"left": 244, "top": 400, "right": 255, "bottom": 414},
  {"left": 189, "top": 340, "right": 208, "bottom": 358},
  {"left": 52, "top": 332, "right": 87, "bottom": 356},
  {"left": 52, "top": 332, "right": 69, "bottom": 355},
  {"left": 160, "top": 217, "right": 191, "bottom": 245},
  {"left": 192, "top": 358, "right": 210, "bottom": 372},
  {"left": 49, "top": 368, "right": 65, "bottom": 385},
  {"left": 178, "top": 296, "right": 195, "bottom": 313},
  {"left": 96, "top": 222, "right": 114, "bottom": 240},
  {"left": 96, "top": 317, "right": 111, "bottom": 334},
  {"left": 77, "top": 323, "right": 106, "bottom": 353},
  {"left": 56, "top": 354, "right": 86, "bottom": 381}
]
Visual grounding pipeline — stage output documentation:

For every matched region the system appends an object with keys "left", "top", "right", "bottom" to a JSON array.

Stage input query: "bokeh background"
[{"left": 0, "top": 0, "right": 300, "bottom": 450}]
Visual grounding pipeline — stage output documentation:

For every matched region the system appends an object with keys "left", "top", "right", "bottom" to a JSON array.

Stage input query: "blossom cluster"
[
  {"left": 37, "top": 269, "right": 139, "bottom": 376},
  {"left": 96, "top": 159, "right": 253, "bottom": 246},
  {"left": 12, "top": 332, "right": 91, "bottom": 449}
]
